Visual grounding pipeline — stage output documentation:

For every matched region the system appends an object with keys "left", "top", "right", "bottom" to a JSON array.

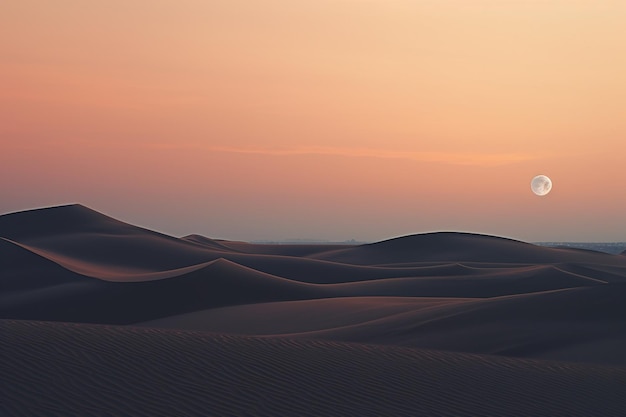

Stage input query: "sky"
[{"left": 1, "top": 0, "right": 625, "bottom": 242}]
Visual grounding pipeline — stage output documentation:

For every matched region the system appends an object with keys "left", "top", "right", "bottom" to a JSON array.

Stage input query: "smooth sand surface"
[{"left": 2, "top": 204, "right": 626, "bottom": 415}]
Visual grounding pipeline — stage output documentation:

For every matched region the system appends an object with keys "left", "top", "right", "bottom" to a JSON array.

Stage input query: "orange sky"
[{"left": 1, "top": 0, "right": 625, "bottom": 241}]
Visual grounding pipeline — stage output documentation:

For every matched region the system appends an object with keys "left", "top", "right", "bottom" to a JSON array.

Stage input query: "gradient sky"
[{"left": 1, "top": 0, "right": 625, "bottom": 242}]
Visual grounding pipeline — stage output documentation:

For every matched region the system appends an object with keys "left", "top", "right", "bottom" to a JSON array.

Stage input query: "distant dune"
[
  {"left": 311, "top": 232, "right": 626, "bottom": 265},
  {"left": 2, "top": 204, "right": 626, "bottom": 416}
]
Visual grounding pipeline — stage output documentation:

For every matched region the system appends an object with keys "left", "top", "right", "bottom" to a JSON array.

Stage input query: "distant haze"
[{"left": 1, "top": 1, "right": 625, "bottom": 242}]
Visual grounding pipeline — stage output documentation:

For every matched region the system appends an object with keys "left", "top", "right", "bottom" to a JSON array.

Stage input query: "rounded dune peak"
[
  {"left": 2, "top": 203, "right": 93, "bottom": 215},
  {"left": 370, "top": 231, "right": 529, "bottom": 248},
  {"left": 312, "top": 231, "right": 620, "bottom": 265},
  {"left": 0, "top": 203, "right": 125, "bottom": 240},
  {"left": 0, "top": 204, "right": 233, "bottom": 278}
]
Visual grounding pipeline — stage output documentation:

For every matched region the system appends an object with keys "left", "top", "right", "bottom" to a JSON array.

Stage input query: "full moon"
[{"left": 531, "top": 175, "right": 552, "bottom": 196}]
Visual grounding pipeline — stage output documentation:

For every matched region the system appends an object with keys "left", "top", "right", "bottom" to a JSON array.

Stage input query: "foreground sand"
[
  {"left": 3, "top": 320, "right": 626, "bottom": 417},
  {"left": 2, "top": 204, "right": 626, "bottom": 415}
]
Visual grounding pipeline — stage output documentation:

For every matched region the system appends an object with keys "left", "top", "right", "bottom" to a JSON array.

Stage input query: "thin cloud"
[
  {"left": 203, "top": 145, "right": 545, "bottom": 166},
  {"left": 52, "top": 140, "right": 548, "bottom": 166}
]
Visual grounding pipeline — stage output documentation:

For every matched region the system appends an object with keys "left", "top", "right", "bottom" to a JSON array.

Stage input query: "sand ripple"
[{"left": 3, "top": 320, "right": 626, "bottom": 417}]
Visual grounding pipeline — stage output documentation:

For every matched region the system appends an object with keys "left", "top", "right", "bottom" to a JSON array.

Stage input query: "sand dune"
[
  {"left": 0, "top": 236, "right": 93, "bottom": 290},
  {"left": 2, "top": 204, "right": 626, "bottom": 415},
  {"left": 141, "top": 296, "right": 471, "bottom": 337},
  {"left": 3, "top": 203, "right": 626, "bottom": 331},
  {"left": 141, "top": 284, "right": 626, "bottom": 365},
  {"left": 1, "top": 257, "right": 327, "bottom": 324},
  {"left": 181, "top": 233, "right": 244, "bottom": 252},
  {"left": 0, "top": 205, "right": 229, "bottom": 275},
  {"left": 3, "top": 320, "right": 626, "bottom": 417},
  {"left": 311, "top": 232, "right": 626, "bottom": 265}
]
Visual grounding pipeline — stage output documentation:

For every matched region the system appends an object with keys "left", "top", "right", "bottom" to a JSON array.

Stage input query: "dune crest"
[{"left": 312, "top": 231, "right": 624, "bottom": 265}]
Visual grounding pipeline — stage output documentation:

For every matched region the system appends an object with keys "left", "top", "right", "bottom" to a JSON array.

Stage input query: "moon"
[{"left": 531, "top": 175, "right": 552, "bottom": 196}]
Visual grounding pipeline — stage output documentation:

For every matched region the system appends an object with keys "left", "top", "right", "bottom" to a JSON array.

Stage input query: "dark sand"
[{"left": 2, "top": 204, "right": 626, "bottom": 416}]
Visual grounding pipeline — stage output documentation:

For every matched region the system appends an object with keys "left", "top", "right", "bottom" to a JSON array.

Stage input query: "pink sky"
[{"left": 1, "top": 0, "right": 625, "bottom": 241}]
